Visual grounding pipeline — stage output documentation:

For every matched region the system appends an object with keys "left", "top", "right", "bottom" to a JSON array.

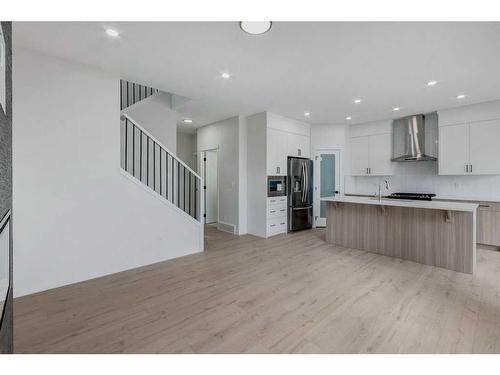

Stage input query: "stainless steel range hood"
[{"left": 392, "top": 113, "right": 438, "bottom": 162}]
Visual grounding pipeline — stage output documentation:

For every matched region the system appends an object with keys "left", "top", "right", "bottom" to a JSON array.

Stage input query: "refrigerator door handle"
[
  {"left": 292, "top": 206, "right": 313, "bottom": 211},
  {"left": 304, "top": 162, "right": 309, "bottom": 202},
  {"left": 301, "top": 163, "right": 305, "bottom": 203}
]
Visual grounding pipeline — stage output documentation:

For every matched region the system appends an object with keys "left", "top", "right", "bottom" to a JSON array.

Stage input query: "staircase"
[{"left": 119, "top": 80, "right": 203, "bottom": 223}]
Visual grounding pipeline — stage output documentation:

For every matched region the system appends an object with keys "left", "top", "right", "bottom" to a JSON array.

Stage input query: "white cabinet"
[
  {"left": 267, "top": 129, "right": 311, "bottom": 176},
  {"left": 287, "top": 133, "right": 310, "bottom": 158},
  {"left": 469, "top": 120, "right": 500, "bottom": 175},
  {"left": 439, "top": 124, "right": 469, "bottom": 175},
  {"left": 350, "top": 133, "right": 393, "bottom": 176},
  {"left": 439, "top": 119, "right": 500, "bottom": 175},
  {"left": 350, "top": 136, "right": 370, "bottom": 176},
  {"left": 267, "top": 128, "right": 287, "bottom": 175},
  {"left": 267, "top": 197, "right": 287, "bottom": 236}
]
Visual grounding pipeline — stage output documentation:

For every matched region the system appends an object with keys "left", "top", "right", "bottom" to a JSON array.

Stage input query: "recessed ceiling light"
[
  {"left": 221, "top": 72, "right": 231, "bottom": 80},
  {"left": 354, "top": 99, "right": 362, "bottom": 104},
  {"left": 346, "top": 116, "right": 352, "bottom": 120},
  {"left": 304, "top": 112, "right": 310, "bottom": 117},
  {"left": 457, "top": 94, "right": 466, "bottom": 99},
  {"left": 393, "top": 107, "right": 400, "bottom": 112},
  {"left": 240, "top": 21, "right": 272, "bottom": 35},
  {"left": 105, "top": 28, "right": 120, "bottom": 38},
  {"left": 427, "top": 80, "right": 438, "bottom": 86},
  {"left": 183, "top": 119, "right": 193, "bottom": 124}
]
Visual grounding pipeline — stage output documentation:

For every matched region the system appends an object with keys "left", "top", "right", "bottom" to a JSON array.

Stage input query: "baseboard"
[
  {"left": 477, "top": 243, "right": 500, "bottom": 251},
  {"left": 217, "top": 221, "right": 236, "bottom": 234}
]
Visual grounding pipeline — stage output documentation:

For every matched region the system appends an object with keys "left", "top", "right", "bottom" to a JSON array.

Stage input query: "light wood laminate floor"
[{"left": 14, "top": 226, "right": 500, "bottom": 353}]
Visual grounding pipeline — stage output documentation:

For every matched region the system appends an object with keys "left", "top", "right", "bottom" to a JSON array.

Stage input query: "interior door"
[
  {"left": 469, "top": 119, "right": 500, "bottom": 175},
  {"left": 203, "top": 150, "right": 218, "bottom": 224},
  {"left": 314, "top": 150, "right": 341, "bottom": 227},
  {"left": 350, "top": 136, "right": 369, "bottom": 176},
  {"left": 439, "top": 124, "right": 469, "bottom": 175}
]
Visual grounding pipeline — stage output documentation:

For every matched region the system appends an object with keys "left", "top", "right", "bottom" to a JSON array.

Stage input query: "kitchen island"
[{"left": 321, "top": 196, "right": 478, "bottom": 274}]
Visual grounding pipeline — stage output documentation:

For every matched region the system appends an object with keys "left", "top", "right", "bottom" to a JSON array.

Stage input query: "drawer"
[
  {"left": 267, "top": 217, "right": 287, "bottom": 235},
  {"left": 478, "top": 202, "right": 500, "bottom": 212},
  {"left": 268, "top": 196, "right": 287, "bottom": 206},
  {"left": 268, "top": 204, "right": 287, "bottom": 218}
]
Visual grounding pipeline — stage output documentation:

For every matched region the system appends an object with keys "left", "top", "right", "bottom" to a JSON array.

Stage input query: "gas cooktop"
[{"left": 386, "top": 193, "right": 436, "bottom": 201}]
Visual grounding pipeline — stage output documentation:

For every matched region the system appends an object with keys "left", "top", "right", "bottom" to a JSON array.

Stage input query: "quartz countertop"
[{"left": 321, "top": 195, "right": 478, "bottom": 212}]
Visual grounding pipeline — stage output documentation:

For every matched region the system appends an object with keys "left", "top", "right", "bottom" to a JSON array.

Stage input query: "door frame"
[
  {"left": 199, "top": 148, "right": 219, "bottom": 225},
  {"left": 313, "top": 148, "right": 342, "bottom": 227}
]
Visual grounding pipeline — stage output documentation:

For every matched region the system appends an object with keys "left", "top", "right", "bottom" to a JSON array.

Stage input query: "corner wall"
[{"left": 13, "top": 47, "right": 201, "bottom": 297}]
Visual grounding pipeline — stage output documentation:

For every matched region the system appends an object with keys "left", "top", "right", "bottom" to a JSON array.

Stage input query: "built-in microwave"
[{"left": 267, "top": 176, "right": 286, "bottom": 197}]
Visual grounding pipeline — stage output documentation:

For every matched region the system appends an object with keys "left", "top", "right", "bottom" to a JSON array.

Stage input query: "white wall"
[
  {"left": 340, "top": 100, "right": 500, "bottom": 199},
  {"left": 197, "top": 116, "right": 240, "bottom": 232},
  {"left": 123, "top": 92, "right": 177, "bottom": 154},
  {"left": 13, "top": 48, "right": 202, "bottom": 297},
  {"left": 176, "top": 131, "right": 197, "bottom": 171}
]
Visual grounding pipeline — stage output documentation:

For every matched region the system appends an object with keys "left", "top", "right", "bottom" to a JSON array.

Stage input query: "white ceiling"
[{"left": 13, "top": 22, "right": 500, "bottom": 128}]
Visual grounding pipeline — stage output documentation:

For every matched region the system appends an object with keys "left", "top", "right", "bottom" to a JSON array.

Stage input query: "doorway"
[
  {"left": 313, "top": 149, "right": 341, "bottom": 227},
  {"left": 202, "top": 149, "right": 218, "bottom": 224}
]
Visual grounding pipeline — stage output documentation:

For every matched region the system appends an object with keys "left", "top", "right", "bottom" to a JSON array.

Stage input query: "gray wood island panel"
[{"left": 324, "top": 197, "right": 477, "bottom": 274}]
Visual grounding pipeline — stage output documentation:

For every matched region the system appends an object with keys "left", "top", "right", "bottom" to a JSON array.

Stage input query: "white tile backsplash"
[{"left": 350, "top": 161, "right": 500, "bottom": 198}]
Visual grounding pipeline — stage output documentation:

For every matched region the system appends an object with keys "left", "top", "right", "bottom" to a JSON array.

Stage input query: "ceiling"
[{"left": 13, "top": 22, "right": 500, "bottom": 129}]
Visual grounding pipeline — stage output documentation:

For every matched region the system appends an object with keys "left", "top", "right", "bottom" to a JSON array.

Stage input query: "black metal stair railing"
[
  {"left": 120, "top": 115, "right": 201, "bottom": 221},
  {"left": 120, "top": 80, "right": 159, "bottom": 111}
]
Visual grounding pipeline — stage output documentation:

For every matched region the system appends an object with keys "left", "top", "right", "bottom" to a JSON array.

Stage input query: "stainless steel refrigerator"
[{"left": 287, "top": 157, "right": 313, "bottom": 232}]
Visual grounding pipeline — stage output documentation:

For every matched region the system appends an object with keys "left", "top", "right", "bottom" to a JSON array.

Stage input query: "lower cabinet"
[
  {"left": 267, "top": 196, "right": 287, "bottom": 236},
  {"left": 477, "top": 202, "right": 500, "bottom": 247}
]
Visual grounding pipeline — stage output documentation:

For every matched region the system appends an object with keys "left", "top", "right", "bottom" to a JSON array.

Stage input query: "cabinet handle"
[
  {"left": 470, "top": 164, "right": 473, "bottom": 173},
  {"left": 277, "top": 166, "right": 280, "bottom": 174},
  {"left": 270, "top": 224, "right": 276, "bottom": 227},
  {"left": 270, "top": 210, "right": 276, "bottom": 213},
  {"left": 366, "top": 168, "right": 369, "bottom": 174},
  {"left": 298, "top": 149, "right": 301, "bottom": 156},
  {"left": 465, "top": 164, "right": 468, "bottom": 173}
]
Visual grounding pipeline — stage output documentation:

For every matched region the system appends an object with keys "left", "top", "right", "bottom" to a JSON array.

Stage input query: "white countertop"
[
  {"left": 321, "top": 195, "right": 478, "bottom": 212},
  {"left": 435, "top": 194, "right": 500, "bottom": 203}
]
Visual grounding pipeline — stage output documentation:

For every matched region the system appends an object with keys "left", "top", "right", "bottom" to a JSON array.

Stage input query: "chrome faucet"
[{"left": 377, "top": 180, "right": 390, "bottom": 201}]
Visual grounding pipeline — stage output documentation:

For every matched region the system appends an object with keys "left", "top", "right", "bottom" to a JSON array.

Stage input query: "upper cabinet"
[
  {"left": 267, "top": 127, "right": 288, "bottom": 175},
  {"left": 439, "top": 119, "right": 500, "bottom": 175},
  {"left": 266, "top": 113, "right": 311, "bottom": 176},
  {"left": 350, "top": 133, "right": 393, "bottom": 176},
  {"left": 287, "top": 132, "right": 310, "bottom": 158}
]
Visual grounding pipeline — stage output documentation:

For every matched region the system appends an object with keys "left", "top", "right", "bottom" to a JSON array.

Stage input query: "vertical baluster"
[
  {"left": 189, "top": 172, "right": 192, "bottom": 217},
  {"left": 177, "top": 161, "right": 180, "bottom": 208},
  {"left": 166, "top": 152, "right": 169, "bottom": 200},
  {"left": 139, "top": 130, "right": 142, "bottom": 181},
  {"left": 160, "top": 148, "right": 162, "bottom": 196},
  {"left": 153, "top": 142, "right": 156, "bottom": 192},
  {"left": 146, "top": 137, "right": 149, "bottom": 187},
  {"left": 194, "top": 178, "right": 197, "bottom": 220},
  {"left": 124, "top": 118, "right": 128, "bottom": 171},
  {"left": 171, "top": 156, "right": 174, "bottom": 204},
  {"left": 132, "top": 124, "right": 135, "bottom": 177}
]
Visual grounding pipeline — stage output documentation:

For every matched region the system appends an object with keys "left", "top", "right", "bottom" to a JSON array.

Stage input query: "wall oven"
[{"left": 267, "top": 176, "right": 286, "bottom": 197}]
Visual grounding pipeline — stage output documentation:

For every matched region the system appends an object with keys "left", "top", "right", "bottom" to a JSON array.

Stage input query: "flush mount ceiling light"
[
  {"left": 427, "top": 80, "right": 438, "bottom": 86},
  {"left": 345, "top": 116, "right": 352, "bottom": 120},
  {"left": 354, "top": 99, "right": 362, "bottom": 104},
  {"left": 304, "top": 112, "right": 310, "bottom": 117},
  {"left": 240, "top": 21, "right": 272, "bottom": 35},
  {"left": 220, "top": 72, "right": 232, "bottom": 80},
  {"left": 393, "top": 107, "right": 400, "bottom": 112},
  {"left": 457, "top": 94, "right": 466, "bottom": 99},
  {"left": 105, "top": 28, "right": 120, "bottom": 38},
  {"left": 183, "top": 119, "right": 193, "bottom": 124}
]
